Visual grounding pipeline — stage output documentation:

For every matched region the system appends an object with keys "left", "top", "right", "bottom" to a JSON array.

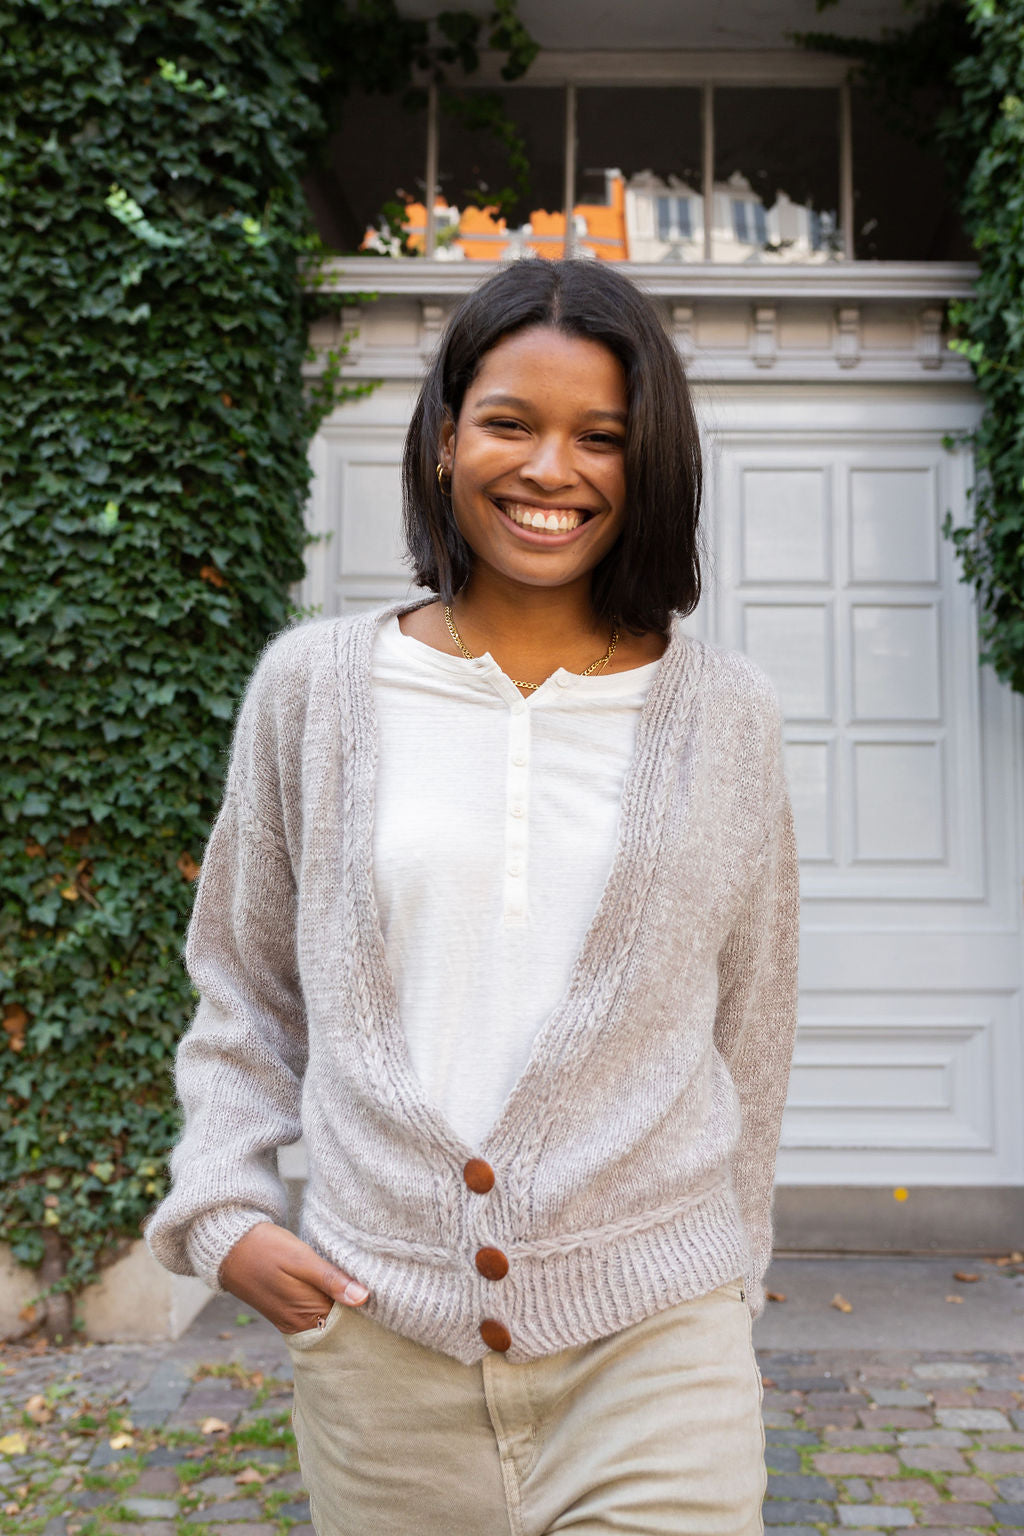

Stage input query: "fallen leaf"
[
  {"left": 234, "top": 1467, "right": 264, "bottom": 1485},
  {"left": 60, "top": 885, "right": 79, "bottom": 901},
  {"left": 0, "top": 1432, "right": 28, "bottom": 1455},
  {"left": 3, "top": 1502, "right": 19, "bottom": 1516},
  {"left": 953, "top": 1271, "right": 980, "bottom": 1283},
  {"left": 761, "top": 1376, "right": 776, "bottom": 1388},
  {"left": 201, "top": 1416, "right": 229, "bottom": 1435},
  {"left": 765, "top": 1290, "right": 787, "bottom": 1303},
  {"left": 17, "top": 1303, "right": 38, "bottom": 1326},
  {"left": 24, "top": 1394, "right": 52, "bottom": 1425},
  {"left": 945, "top": 1294, "right": 964, "bottom": 1303},
  {"left": 24, "top": 841, "right": 46, "bottom": 858},
  {"left": 199, "top": 564, "right": 227, "bottom": 588},
  {"left": 177, "top": 852, "right": 200, "bottom": 882},
  {"left": 994, "top": 1252, "right": 1024, "bottom": 1267},
  {"left": 217, "top": 1331, "right": 234, "bottom": 1340},
  {"left": 830, "top": 1293, "right": 853, "bottom": 1313},
  {"left": 108, "top": 1432, "right": 133, "bottom": 1449}
]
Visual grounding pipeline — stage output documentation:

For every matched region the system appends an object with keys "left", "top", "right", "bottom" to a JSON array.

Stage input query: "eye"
[
  {"left": 583, "top": 431, "right": 625, "bottom": 448},
  {"left": 480, "top": 415, "right": 527, "bottom": 432}
]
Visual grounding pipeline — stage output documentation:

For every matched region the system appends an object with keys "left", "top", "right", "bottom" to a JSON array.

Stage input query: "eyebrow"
[{"left": 474, "top": 392, "right": 627, "bottom": 426}]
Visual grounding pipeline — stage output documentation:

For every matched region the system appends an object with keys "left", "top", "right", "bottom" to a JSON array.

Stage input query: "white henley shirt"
[{"left": 371, "top": 613, "right": 661, "bottom": 1148}]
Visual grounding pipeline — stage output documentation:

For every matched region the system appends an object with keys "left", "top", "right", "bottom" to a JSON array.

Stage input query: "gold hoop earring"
[{"left": 436, "top": 463, "right": 451, "bottom": 495}]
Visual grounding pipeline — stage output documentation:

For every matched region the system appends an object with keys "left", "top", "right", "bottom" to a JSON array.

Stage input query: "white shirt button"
[
  {"left": 508, "top": 862, "right": 523, "bottom": 877},
  {"left": 556, "top": 673, "right": 573, "bottom": 688},
  {"left": 512, "top": 753, "right": 527, "bottom": 767},
  {"left": 510, "top": 804, "right": 525, "bottom": 819}
]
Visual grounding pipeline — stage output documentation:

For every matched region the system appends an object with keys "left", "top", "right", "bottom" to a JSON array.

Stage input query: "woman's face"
[{"left": 440, "top": 324, "right": 628, "bottom": 595}]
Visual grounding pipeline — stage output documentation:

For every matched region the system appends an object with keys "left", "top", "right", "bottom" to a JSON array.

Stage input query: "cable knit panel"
[{"left": 145, "top": 599, "right": 800, "bottom": 1364}]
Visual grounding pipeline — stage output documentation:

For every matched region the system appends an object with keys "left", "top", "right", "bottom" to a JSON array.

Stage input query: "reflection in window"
[
  {"left": 577, "top": 87, "right": 702, "bottom": 262},
  {"left": 302, "top": 90, "right": 428, "bottom": 254},
  {"left": 851, "top": 88, "right": 971, "bottom": 260},
  {"left": 714, "top": 88, "right": 842, "bottom": 263},
  {"left": 304, "top": 79, "right": 967, "bottom": 264},
  {"left": 657, "top": 195, "right": 693, "bottom": 242}
]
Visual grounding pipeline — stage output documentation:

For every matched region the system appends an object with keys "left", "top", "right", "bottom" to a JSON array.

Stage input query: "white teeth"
[{"left": 499, "top": 502, "right": 585, "bottom": 533}]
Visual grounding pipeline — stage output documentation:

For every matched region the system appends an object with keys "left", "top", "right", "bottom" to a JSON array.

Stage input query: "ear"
[{"left": 438, "top": 413, "right": 455, "bottom": 473}]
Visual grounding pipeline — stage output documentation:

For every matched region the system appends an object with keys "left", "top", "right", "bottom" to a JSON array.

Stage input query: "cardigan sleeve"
[
  {"left": 714, "top": 774, "right": 800, "bottom": 1317},
  {"left": 144, "top": 645, "right": 309, "bottom": 1291}
]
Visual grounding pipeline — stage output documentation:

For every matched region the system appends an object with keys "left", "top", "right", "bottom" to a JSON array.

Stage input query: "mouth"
[{"left": 492, "top": 499, "right": 596, "bottom": 534}]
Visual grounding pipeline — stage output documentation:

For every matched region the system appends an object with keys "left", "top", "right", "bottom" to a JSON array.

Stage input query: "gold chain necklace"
[{"left": 443, "top": 604, "right": 619, "bottom": 692}]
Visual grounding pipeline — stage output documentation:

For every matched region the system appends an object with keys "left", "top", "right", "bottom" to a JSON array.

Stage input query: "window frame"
[{"left": 419, "top": 50, "right": 855, "bottom": 261}]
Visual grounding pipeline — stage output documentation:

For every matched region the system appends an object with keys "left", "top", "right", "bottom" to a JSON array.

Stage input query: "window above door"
[{"left": 304, "top": 50, "right": 971, "bottom": 267}]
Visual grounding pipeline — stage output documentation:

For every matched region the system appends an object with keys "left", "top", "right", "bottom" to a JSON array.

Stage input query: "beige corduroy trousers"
[{"left": 285, "top": 1278, "right": 766, "bottom": 1536}]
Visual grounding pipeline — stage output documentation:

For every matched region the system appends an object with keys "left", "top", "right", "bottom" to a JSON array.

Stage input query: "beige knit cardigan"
[{"left": 145, "top": 599, "right": 800, "bottom": 1364}]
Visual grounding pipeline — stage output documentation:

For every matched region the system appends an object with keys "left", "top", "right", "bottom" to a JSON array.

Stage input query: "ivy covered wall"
[{"left": 0, "top": 0, "right": 324, "bottom": 1335}]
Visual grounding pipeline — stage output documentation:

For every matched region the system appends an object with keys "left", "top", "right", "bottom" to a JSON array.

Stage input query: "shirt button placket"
[{"left": 505, "top": 700, "right": 530, "bottom": 924}]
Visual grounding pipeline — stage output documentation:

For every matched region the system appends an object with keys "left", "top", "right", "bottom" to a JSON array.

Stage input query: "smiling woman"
[
  {"left": 403, "top": 259, "right": 703, "bottom": 663},
  {"left": 146, "top": 259, "right": 799, "bottom": 1536}
]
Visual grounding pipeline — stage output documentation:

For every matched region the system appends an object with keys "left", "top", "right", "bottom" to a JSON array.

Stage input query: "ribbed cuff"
[{"left": 185, "top": 1207, "right": 276, "bottom": 1290}]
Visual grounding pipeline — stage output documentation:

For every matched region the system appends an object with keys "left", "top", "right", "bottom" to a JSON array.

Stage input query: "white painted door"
[{"left": 702, "top": 385, "right": 1024, "bottom": 1188}]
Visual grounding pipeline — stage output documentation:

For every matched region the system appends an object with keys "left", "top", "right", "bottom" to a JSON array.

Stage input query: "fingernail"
[{"left": 343, "top": 1280, "right": 369, "bottom": 1305}]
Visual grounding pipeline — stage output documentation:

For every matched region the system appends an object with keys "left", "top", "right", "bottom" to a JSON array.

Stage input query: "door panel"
[{"left": 706, "top": 392, "right": 1023, "bottom": 1185}]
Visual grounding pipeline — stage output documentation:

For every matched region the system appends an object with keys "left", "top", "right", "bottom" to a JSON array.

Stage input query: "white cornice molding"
[{"left": 305, "top": 258, "right": 980, "bottom": 303}]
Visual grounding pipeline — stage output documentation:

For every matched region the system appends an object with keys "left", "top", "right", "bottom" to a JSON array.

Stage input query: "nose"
[{"left": 521, "top": 431, "right": 577, "bottom": 491}]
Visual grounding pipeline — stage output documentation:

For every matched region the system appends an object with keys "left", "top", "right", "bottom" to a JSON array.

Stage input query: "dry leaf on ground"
[
  {"left": 830, "top": 1293, "right": 853, "bottom": 1313},
  {"left": 235, "top": 1467, "right": 265, "bottom": 1485},
  {"left": 108, "top": 1433, "right": 133, "bottom": 1450},
  {"left": 953, "top": 1271, "right": 980, "bottom": 1282},
  {"left": 0, "top": 1433, "right": 28, "bottom": 1455},
  {"left": 201, "top": 1416, "right": 230, "bottom": 1435},
  {"left": 945, "top": 1294, "right": 964, "bottom": 1303},
  {"left": 24, "top": 1394, "right": 52, "bottom": 1424},
  {"left": 765, "top": 1290, "right": 787, "bottom": 1303}
]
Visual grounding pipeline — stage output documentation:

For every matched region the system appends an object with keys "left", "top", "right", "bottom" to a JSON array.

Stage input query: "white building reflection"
[{"left": 362, "top": 167, "right": 842, "bottom": 263}]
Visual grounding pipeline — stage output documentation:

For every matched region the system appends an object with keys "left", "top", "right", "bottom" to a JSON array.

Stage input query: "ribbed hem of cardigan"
[
  {"left": 179, "top": 1207, "right": 276, "bottom": 1291},
  {"left": 302, "top": 1185, "right": 752, "bottom": 1365}
]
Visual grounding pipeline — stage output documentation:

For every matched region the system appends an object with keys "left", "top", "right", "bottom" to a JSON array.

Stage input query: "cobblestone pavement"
[{"left": 1, "top": 1302, "right": 1022, "bottom": 1534}]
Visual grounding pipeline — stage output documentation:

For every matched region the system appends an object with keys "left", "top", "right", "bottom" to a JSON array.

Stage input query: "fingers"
[
  {"left": 316, "top": 1262, "right": 369, "bottom": 1307},
  {"left": 218, "top": 1223, "right": 370, "bottom": 1329}
]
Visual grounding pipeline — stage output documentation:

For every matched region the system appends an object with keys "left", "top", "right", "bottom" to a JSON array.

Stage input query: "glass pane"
[
  {"left": 851, "top": 90, "right": 971, "bottom": 260},
  {"left": 431, "top": 87, "right": 565, "bottom": 260},
  {"left": 303, "top": 90, "right": 428, "bottom": 256},
  {"left": 713, "top": 88, "right": 842, "bottom": 264},
  {"left": 576, "top": 88, "right": 703, "bottom": 262}
]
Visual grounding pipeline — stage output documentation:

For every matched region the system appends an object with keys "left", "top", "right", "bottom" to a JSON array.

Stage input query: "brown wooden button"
[
  {"left": 480, "top": 1318, "right": 511, "bottom": 1353},
  {"left": 463, "top": 1158, "right": 495, "bottom": 1194},
  {"left": 474, "top": 1246, "right": 509, "bottom": 1281}
]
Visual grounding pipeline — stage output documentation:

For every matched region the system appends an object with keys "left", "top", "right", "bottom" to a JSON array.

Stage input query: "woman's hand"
[{"left": 219, "top": 1222, "right": 369, "bottom": 1335}]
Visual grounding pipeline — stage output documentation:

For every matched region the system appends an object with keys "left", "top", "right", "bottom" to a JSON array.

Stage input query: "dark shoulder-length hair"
[{"left": 402, "top": 257, "right": 703, "bottom": 635}]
